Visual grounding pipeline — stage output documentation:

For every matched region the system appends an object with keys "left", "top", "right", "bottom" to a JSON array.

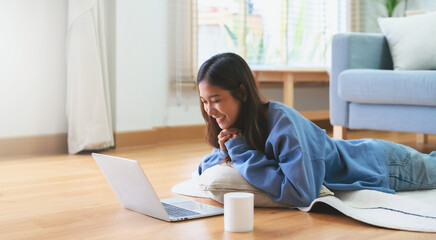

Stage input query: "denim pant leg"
[{"left": 376, "top": 140, "right": 436, "bottom": 191}]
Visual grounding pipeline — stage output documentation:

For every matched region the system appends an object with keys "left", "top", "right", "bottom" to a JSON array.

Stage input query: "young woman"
[{"left": 197, "top": 52, "right": 436, "bottom": 207}]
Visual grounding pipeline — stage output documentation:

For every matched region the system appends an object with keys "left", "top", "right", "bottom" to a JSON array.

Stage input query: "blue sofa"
[{"left": 330, "top": 32, "right": 436, "bottom": 142}]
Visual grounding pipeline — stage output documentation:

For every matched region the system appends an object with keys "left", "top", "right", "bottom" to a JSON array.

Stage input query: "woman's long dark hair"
[{"left": 197, "top": 53, "right": 268, "bottom": 160}]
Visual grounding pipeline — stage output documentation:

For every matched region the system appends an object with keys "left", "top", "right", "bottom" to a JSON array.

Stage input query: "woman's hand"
[{"left": 218, "top": 128, "right": 241, "bottom": 150}]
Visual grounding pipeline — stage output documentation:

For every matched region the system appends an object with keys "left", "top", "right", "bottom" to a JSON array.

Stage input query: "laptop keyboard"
[{"left": 162, "top": 203, "right": 201, "bottom": 218}]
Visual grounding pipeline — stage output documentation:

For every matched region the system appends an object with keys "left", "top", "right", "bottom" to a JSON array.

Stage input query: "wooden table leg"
[
  {"left": 417, "top": 133, "right": 428, "bottom": 145},
  {"left": 252, "top": 71, "right": 258, "bottom": 88},
  {"left": 283, "top": 73, "right": 294, "bottom": 108},
  {"left": 333, "top": 125, "right": 347, "bottom": 139}
]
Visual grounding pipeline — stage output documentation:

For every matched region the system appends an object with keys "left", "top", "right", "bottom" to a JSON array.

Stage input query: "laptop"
[{"left": 92, "top": 153, "right": 224, "bottom": 222}]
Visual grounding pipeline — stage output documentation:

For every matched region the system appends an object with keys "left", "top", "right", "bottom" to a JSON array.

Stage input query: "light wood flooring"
[{"left": 1, "top": 130, "right": 436, "bottom": 239}]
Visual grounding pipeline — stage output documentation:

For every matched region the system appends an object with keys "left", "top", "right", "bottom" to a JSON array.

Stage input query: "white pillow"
[
  {"left": 378, "top": 12, "right": 436, "bottom": 70},
  {"left": 195, "top": 163, "right": 333, "bottom": 208}
]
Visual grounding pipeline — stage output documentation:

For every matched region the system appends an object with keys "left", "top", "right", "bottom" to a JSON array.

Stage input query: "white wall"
[
  {"left": 0, "top": 0, "right": 68, "bottom": 138},
  {"left": 115, "top": 0, "right": 204, "bottom": 132},
  {"left": 116, "top": 0, "right": 150, "bottom": 132},
  {"left": 105, "top": 0, "right": 117, "bottom": 131}
]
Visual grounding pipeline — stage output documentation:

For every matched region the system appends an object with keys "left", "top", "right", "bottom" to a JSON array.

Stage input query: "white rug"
[
  {"left": 299, "top": 189, "right": 436, "bottom": 232},
  {"left": 172, "top": 180, "right": 436, "bottom": 232}
]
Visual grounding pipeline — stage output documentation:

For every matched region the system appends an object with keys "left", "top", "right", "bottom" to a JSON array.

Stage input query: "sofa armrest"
[{"left": 330, "top": 33, "right": 393, "bottom": 126}]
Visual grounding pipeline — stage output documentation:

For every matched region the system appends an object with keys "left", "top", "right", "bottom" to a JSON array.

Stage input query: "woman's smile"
[{"left": 215, "top": 116, "right": 225, "bottom": 123}]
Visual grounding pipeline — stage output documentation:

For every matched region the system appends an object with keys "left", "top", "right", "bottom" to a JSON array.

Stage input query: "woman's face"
[{"left": 198, "top": 80, "right": 241, "bottom": 130}]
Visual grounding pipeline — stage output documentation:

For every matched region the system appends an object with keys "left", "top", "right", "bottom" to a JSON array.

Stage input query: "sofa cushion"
[
  {"left": 348, "top": 103, "right": 436, "bottom": 134},
  {"left": 338, "top": 69, "right": 436, "bottom": 106},
  {"left": 378, "top": 12, "right": 436, "bottom": 70}
]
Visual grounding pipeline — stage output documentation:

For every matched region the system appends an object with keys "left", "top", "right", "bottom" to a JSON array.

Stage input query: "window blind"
[
  {"left": 197, "top": 0, "right": 348, "bottom": 68},
  {"left": 169, "top": 0, "right": 197, "bottom": 87}
]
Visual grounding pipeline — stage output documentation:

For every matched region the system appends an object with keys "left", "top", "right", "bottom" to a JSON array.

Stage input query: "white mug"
[{"left": 224, "top": 192, "right": 254, "bottom": 232}]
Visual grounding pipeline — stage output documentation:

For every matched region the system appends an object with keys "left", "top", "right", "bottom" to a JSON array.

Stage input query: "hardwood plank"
[{"left": 1, "top": 134, "right": 435, "bottom": 239}]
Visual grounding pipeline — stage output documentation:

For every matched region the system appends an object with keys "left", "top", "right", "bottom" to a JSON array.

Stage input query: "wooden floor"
[{"left": 1, "top": 130, "right": 436, "bottom": 239}]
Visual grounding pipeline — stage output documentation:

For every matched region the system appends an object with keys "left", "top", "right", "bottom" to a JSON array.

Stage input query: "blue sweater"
[{"left": 198, "top": 101, "right": 393, "bottom": 207}]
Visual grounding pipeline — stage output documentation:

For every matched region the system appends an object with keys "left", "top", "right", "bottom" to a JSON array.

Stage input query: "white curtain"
[{"left": 66, "top": 0, "right": 114, "bottom": 154}]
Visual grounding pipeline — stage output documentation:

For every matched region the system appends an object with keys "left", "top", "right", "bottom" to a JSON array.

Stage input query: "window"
[{"left": 197, "top": 0, "right": 347, "bottom": 68}]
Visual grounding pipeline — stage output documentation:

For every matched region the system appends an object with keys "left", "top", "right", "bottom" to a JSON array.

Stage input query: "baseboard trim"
[
  {"left": 114, "top": 124, "right": 206, "bottom": 149},
  {"left": 0, "top": 133, "right": 68, "bottom": 158}
]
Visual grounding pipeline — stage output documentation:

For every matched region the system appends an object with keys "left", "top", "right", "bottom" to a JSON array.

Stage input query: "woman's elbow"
[
  {"left": 275, "top": 189, "right": 317, "bottom": 207},
  {"left": 298, "top": 193, "right": 317, "bottom": 207}
]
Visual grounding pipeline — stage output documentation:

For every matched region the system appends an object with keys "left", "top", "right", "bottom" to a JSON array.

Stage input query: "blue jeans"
[{"left": 376, "top": 140, "right": 436, "bottom": 191}]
